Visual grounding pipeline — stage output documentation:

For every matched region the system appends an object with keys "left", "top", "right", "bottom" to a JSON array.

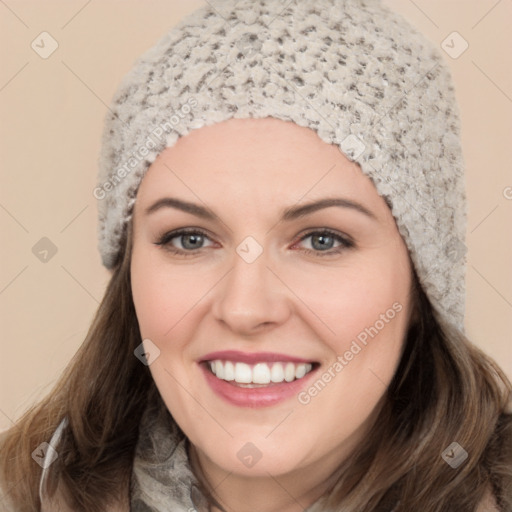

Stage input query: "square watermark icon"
[
  {"left": 31, "top": 31, "right": 59, "bottom": 59},
  {"left": 446, "top": 237, "right": 467, "bottom": 263},
  {"left": 134, "top": 339, "right": 161, "bottom": 366},
  {"left": 236, "top": 236, "right": 263, "bottom": 263},
  {"left": 441, "top": 442, "right": 468, "bottom": 469},
  {"left": 237, "top": 442, "right": 262, "bottom": 468},
  {"left": 32, "top": 237, "right": 58, "bottom": 263},
  {"left": 441, "top": 32, "right": 468, "bottom": 59},
  {"left": 340, "top": 134, "right": 366, "bottom": 160},
  {"left": 31, "top": 442, "right": 58, "bottom": 468}
]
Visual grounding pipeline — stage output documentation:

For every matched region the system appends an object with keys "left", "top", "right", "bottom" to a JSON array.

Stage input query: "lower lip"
[{"left": 200, "top": 364, "right": 318, "bottom": 408}]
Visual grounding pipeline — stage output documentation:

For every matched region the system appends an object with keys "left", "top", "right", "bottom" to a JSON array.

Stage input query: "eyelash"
[{"left": 154, "top": 228, "right": 354, "bottom": 258}]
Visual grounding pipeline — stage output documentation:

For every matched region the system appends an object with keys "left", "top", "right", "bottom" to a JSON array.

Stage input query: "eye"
[
  {"left": 292, "top": 229, "right": 354, "bottom": 256},
  {"left": 154, "top": 228, "right": 215, "bottom": 256},
  {"left": 154, "top": 228, "right": 354, "bottom": 258}
]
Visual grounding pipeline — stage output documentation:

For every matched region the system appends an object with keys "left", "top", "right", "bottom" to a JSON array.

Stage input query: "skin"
[{"left": 130, "top": 117, "right": 414, "bottom": 512}]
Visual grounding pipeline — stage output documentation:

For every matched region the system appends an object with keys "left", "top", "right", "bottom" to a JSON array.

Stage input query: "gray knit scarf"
[{"left": 130, "top": 399, "right": 211, "bottom": 512}]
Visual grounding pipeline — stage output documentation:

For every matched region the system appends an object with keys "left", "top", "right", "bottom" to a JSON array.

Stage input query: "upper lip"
[{"left": 199, "top": 350, "right": 315, "bottom": 364}]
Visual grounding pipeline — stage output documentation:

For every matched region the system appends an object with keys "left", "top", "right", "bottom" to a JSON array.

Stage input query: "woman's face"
[{"left": 131, "top": 117, "right": 413, "bottom": 483}]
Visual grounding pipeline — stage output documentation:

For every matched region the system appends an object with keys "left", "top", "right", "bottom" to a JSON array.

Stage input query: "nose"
[{"left": 211, "top": 247, "right": 292, "bottom": 335}]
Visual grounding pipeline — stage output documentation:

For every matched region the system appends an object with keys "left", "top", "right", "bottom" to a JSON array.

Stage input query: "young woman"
[{"left": 1, "top": 1, "right": 511, "bottom": 511}]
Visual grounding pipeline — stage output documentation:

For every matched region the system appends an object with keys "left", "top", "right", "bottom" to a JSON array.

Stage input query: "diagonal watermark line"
[
  {"left": 0, "top": 407, "right": 15, "bottom": 427},
  {"left": 266, "top": 0, "right": 296, "bottom": 28},
  {"left": 61, "top": 0, "right": 93, "bottom": 29},
  {"left": 472, "top": 61, "right": 512, "bottom": 104},
  {"left": 373, "top": 63, "right": 439, "bottom": 127},
  {"left": 182, "top": 36, "right": 231, "bottom": 93},
  {"left": 266, "top": 62, "right": 338, "bottom": 133},
  {"left": 60, "top": 205, "right": 89, "bottom": 233},
  {"left": 373, "top": 94, "right": 405, "bottom": 127},
  {"left": 202, "top": 468, "right": 233, "bottom": 504},
  {"left": 408, "top": 0, "right": 439, "bottom": 29},
  {"left": 369, "top": 367, "right": 386, "bottom": 388},
  {"left": 471, "top": 265, "right": 512, "bottom": 309},
  {"left": 60, "top": 265, "right": 100, "bottom": 304},
  {"left": 164, "top": 267, "right": 234, "bottom": 336},
  {"left": 211, "top": 470, "right": 233, "bottom": 492},
  {"left": 365, "top": 161, "right": 438, "bottom": 232},
  {"left": 61, "top": 61, "right": 125, "bottom": 122},
  {"left": 265, "top": 163, "right": 337, "bottom": 236},
  {"left": 470, "top": 204, "right": 499, "bottom": 233},
  {"left": 161, "top": 162, "right": 233, "bottom": 234},
  {"left": 266, "top": 472, "right": 307, "bottom": 509},
  {"left": 0, "top": 62, "right": 29, "bottom": 93},
  {"left": 265, "top": 266, "right": 336, "bottom": 335},
  {"left": 472, "top": 0, "right": 502, "bottom": 30},
  {"left": 0, "top": 0, "right": 29, "bottom": 28},
  {"left": 0, "top": 202, "right": 29, "bottom": 233},
  {"left": 163, "top": 366, "right": 234, "bottom": 437},
  {"left": 202, "top": 0, "right": 236, "bottom": 22},
  {"left": 265, "top": 409, "right": 294, "bottom": 438},
  {"left": 405, "top": 62, "right": 439, "bottom": 95},
  {"left": 0, "top": 266, "right": 28, "bottom": 295}
]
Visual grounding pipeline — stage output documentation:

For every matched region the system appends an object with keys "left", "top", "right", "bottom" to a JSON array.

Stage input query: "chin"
[{"left": 195, "top": 434, "right": 311, "bottom": 477}]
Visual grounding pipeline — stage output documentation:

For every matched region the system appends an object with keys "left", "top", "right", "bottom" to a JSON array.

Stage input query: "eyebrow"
[
  {"left": 282, "top": 197, "right": 377, "bottom": 222},
  {"left": 144, "top": 197, "right": 377, "bottom": 222}
]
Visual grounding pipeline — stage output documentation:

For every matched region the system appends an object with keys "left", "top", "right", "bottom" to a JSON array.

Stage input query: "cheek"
[
  {"left": 283, "top": 257, "right": 410, "bottom": 349},
  {"left": 130, "top": 253, "right": 219, "bottom": 394},
  {"left": 130, "top": 257, "right": 203, "bottom": 424},
  {"left": 130, "top": 250, "right": 203, "bottom": 343},
  {"left": 291, "top": 256, "right": 411, "bottom": 431},
  {"left": 131, "top": 272, "right": 172, "bottom": 340}
]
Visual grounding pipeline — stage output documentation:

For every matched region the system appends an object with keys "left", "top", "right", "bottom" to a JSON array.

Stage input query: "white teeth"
[
  {"left": 284, "top": 362, "right": 295, "bottom": 382},
  {"left": 253, "top": 363, "right": 271, "bottom": 384},
  {"left": 208, "top": 360, "right": 314, "bottom": 385},
  {"left": 214, "top": 360, "right": 224, "bottom": 379},
  {"left": 295, "top": 364, "right": 307, "bottom": 379},
  {"left": 224, "top": 361, "right": 235, "bottom": 381},
  {"left": 234, "top": 362, "right": 252, "bottom": 384},
  {"left": 270, "top": 363, "right": 285, "bottom": 383}
]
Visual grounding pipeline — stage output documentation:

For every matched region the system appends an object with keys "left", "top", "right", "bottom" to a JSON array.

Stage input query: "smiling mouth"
[{"left": 205, "top": 360, "right": 317, "bottom": 388}]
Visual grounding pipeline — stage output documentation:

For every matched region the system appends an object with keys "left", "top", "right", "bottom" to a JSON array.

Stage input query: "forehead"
[{"left": 134, "top": 117, "right": 387, "bottom": 217}]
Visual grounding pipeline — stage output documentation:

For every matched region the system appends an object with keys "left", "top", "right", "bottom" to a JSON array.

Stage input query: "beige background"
[{"left": 0, "top": 0, "right": 511, "bottom": 432}]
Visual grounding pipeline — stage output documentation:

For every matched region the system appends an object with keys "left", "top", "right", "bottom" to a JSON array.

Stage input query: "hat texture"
[{"left": 96, "top": 0, "right": 467, "bottom": 331}]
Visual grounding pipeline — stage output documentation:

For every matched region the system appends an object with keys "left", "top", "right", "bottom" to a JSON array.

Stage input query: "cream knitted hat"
[{"left": 95, "top": 0, "right": 467, "bottom": 331}]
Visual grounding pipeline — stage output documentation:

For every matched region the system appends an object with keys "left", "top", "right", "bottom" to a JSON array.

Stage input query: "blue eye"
[
  {"left": 155, "top": 229, "right": 213, "bottom": 255},
  {"left": 295, "top": 230, "right": 354, "bottom": 256},
  {"left": 154, "top": 228, "right": 354, "bottom": 257}
]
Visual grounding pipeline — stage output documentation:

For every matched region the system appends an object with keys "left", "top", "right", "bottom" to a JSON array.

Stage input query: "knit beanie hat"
[{"left": 95, "top": 0, "right": 467, "bottom": 332}]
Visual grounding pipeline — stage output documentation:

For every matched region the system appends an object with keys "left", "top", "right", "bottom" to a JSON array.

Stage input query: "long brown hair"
[
  {"left": 0, "top": 220, "right": 158, "bottom": 511},
  {"left": 1, "top": 217, "right": 511, "bottom": 511}
]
